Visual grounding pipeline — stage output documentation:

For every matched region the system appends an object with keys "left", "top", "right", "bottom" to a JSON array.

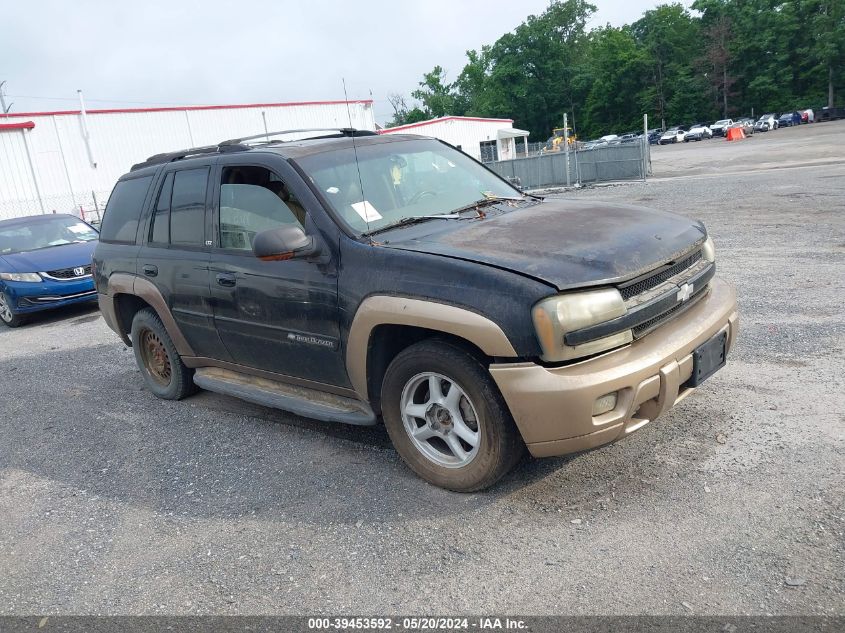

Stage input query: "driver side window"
[{"left": 219, "top": 166, "right": 306, "bottom": 251}]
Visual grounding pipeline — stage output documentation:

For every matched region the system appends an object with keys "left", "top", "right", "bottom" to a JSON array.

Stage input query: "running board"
[{"left": 192, "top": 367, "right": 377, "bottom": 426}]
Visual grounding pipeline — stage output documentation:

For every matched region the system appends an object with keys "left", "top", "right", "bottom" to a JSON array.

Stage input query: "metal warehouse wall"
[
  {"left": 381, "top": 116, "right": 516, "bottom": 161},
  {"left": 0, "top": 100, "right": 375, "bottom": 221}
]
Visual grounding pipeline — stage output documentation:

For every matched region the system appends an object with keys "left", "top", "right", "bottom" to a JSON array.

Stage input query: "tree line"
[{"left": 386, "top": 0, "right": 844, "bottom": 141}]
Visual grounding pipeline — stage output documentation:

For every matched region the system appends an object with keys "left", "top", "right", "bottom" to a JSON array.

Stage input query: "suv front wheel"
[
  {"left": 131, "top": 308, "right": 196, "bottom": 400},
  {"left": 381, "top": 340, "right": 525, "bottom": 492}
]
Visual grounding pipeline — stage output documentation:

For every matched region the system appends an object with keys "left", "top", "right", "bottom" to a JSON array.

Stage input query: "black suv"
[{"left": 94, "top": 129, "right": 738, "bottom": 491}]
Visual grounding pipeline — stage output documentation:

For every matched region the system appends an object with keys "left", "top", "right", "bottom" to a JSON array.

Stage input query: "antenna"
[{"left": 343, "top": 78, "right": 370, "bottom": 237}]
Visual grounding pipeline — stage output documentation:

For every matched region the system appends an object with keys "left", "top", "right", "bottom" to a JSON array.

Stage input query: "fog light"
[{"left": 593, "top": 392, "right": 618, "bottom": 416}]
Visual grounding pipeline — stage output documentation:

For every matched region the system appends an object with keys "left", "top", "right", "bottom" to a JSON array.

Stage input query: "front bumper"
[
  {"left": 490, "top": 277, "right": 738, "bottom": 458},
  {"left": 3, "top": 277, "right": 97, "bottom": 314}
]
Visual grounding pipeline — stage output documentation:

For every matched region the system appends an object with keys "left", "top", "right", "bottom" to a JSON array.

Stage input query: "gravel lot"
[{"left": 1, "top": 122, "right": 843, "bottom": 616}]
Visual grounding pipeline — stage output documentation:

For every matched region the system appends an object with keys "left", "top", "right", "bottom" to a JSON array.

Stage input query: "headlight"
[
  {"left": 532, "top": 288, "right": 632, "bottom": 362},
  {"left": 0, "top": 272, "right": 42, "bottom": 282},
  {"left": 702, "top": 236, "right": 715, "bottom": 262}
]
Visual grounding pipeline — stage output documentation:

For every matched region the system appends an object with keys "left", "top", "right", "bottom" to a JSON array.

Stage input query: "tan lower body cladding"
[{"left": 490, "top": 277, "right": 738, "bottom": 458}]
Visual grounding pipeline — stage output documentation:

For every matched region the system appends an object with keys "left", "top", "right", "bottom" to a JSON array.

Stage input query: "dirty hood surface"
[{"left": 381, "top": 199, "right": 706, "bottom": 291}]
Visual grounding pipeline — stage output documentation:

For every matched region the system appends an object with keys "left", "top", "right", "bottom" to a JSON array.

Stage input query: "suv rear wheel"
[
  {"left": 130, "top": 308, "right": 196, "bottom": 400},
  {"left": 381, "top": 340, "right": 525, "bottom": 492}
]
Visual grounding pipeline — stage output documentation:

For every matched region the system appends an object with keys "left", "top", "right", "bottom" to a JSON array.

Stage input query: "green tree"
[
  {"left": 632, "top": 4, "right": 707, "bottom": 128},
  {"left": 581, "top": 26, "right": 650, "bottom": 137},
  {"left": 411, "top": 66, "right": 461, "bottom": 118},
  {"left": 811, "top": 0, "right": 845, "bottom": 107},
  {"left": 385, "top": 93, "right": 428, "bottom": 128},
  {"left": 454, "top": 0, "right": 597, "bottom": 139}
]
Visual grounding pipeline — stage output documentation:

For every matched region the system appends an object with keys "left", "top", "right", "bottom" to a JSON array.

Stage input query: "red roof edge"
[
  {"left": 0, "top": 121, "right": 35, "bottom": 131},
  {"left": 0, "top": 100, "right": 373, "bottom": 119},
  {"left": 379, "top": 115, "right": 514, "bottom": 134}
]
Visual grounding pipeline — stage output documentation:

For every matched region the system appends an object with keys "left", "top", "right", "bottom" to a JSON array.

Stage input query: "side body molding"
[
  {"left": 345, "top": 295, "right": 518, "bottom": 401},
  {"left": 101, "top": 273, "right": 196, "bottom": 357}
]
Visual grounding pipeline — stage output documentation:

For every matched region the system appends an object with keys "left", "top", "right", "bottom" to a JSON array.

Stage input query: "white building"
[
  {"left": 379, "top": 116, "right": 529, "bottom": 163},
  {"left": 0, "top": 99, "right": 375, "bottom": 221}
]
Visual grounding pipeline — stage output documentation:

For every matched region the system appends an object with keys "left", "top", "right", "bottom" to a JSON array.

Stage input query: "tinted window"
[
  {"left": 170, "top": 168, "right": 208, "bottom": 246},
  {"left": 99, "top": 176, "right": 152, "bottom": 242},
  {"left": 219, "top": 166, "right": 304, "bottom": 250},
  {"left": 150, "top": 172, "right": 173, "bottom": 245}
]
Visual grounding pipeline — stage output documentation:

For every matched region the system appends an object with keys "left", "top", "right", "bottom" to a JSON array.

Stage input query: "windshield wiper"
[
  {"left": 449, "top": 196, "right": 527, "bottom": 216},
  {"left": 362, "top": 213, "right": 461, "bottom": 237}
]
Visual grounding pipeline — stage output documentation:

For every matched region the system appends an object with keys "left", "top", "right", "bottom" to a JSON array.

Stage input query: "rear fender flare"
[{"left": 104, "top": 273, "right": 195, "bottom": 356}]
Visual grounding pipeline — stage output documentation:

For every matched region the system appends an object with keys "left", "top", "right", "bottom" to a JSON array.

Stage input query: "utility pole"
[
  {"left": 0, "top": 81, "right": 11, "bottom": 113},
  {"left": 563, "top": 113, "right": 571, "bottom": 187}
]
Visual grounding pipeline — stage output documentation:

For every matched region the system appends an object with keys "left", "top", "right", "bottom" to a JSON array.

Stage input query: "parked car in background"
[
  {"left": 800, "top": 109, "right": 814, "bottom": 123},
  {"left": 581, "top": 139, "right": 609, "bottom": 150},
  {"left": 658, "top": 127, "right": 686, "bottom": 144},
  {"left": 0, "top": 214, "right": 99, "bottom": 327},
  {"left": 684, "top": 124, "right": 712, "bottom": 141},
  {"left": 646, "top": 129, "right": 663, "bottom": 145},
  {"left": 619, "top": 133, "right": 639, "bottom": 143},
  {"left": 778, "top": 111, "right": 801, "bottom": 127},
  {"left": 754, "top": 114, "right": 778, "bottom": 132},
  {"left": 711, "top": 119, "right": 733, "bottom": 136},
  {"left": 733, "top": 119, "right": 755, "bottom": 135},
  {"left": 816, "top": 106, "right": 845, "bottom": 122}
]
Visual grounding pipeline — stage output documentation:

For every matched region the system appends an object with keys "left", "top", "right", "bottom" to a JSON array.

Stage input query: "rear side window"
[
  {"left": 149, "top": 172, "right": 173, "bottom": 245},
  {"left": 170, "top": 168, "right": 209, "bottom": 246},
  {"left": 99, "top": 176, "right": 152, "bottom": 242}
]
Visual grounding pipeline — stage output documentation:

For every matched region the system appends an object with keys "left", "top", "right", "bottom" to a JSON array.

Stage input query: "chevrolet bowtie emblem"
[{"left": 677, "top": 282, "right": 694, "bottom": 302}]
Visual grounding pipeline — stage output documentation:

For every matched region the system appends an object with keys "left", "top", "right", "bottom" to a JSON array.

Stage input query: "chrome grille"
[
  {"left": 43, "top": 265, "right": 92, "bottom": 280},
  {"left": 620, "top": 250, "right": 702, "bottom": 300}
]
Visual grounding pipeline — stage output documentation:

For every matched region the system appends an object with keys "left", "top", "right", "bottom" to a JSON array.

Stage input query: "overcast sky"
[{"left": 1, "top": 0, "right": 693, "bottom": 124}]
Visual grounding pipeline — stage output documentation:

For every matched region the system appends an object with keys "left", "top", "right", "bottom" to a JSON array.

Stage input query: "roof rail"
[
  {"left": 130, "top": 128, "right": 377, "bottom": 171},
  {"left": 219, "top": 127, "right": 378, "bottom": 145},
  {"left": 130, "top": 142, "right": 250, "bottom": 171}
]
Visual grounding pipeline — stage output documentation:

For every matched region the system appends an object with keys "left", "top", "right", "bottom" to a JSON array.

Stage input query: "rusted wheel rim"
[{"left": 139, "top": 328, "right": 171, "bottom": 386}]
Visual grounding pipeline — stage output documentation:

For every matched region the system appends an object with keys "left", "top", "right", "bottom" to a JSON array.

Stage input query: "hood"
[
  {"left": 379, "top": 200, "right": 706, "bottom": 291},
  {"left": 0, "top": 240, "right": 97, "bottom": 273}
]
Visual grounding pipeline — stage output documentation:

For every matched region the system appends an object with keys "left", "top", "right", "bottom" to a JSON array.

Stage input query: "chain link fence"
[
  {"left": 486, "top": 141, "right": 651, "bottom": 190},
  {"left": 0, "top": 190, "right": 109, "bottom": 225}
]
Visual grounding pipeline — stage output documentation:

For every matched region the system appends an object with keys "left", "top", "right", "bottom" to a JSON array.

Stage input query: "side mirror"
[{"left": 252, "top": 225, "right": 321, "bottom": 261}]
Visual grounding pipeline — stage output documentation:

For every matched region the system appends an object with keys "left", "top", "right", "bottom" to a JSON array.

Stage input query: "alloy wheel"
[
  {"left": 0, "top": 293, "right": 12, "bottom": 323},
  {"left": 400, "top": 372, "right": 481, "bottom": 469}
]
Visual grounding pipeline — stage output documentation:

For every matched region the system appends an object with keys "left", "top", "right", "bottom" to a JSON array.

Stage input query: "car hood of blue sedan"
[{"left": 0, "top": 240, "right": 98, "bottom": 273}]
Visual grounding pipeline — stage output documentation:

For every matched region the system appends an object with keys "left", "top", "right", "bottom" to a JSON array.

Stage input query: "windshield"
[
  {"left": 295, "top": 138, "right": 521, "bottom": 235},
  {"left": 0, "top": 216, "right": 98, "bottom": 255},
  {"left": 715, "top": 120, "right": 731, "bottom": 125}
]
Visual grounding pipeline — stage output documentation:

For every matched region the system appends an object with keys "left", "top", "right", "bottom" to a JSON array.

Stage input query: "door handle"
[
  {"left": 142, "top": 265, "right": 158, "bottom": 277},
  {"left": 216, "top": 273, "right": 236, "bottom": 287}
]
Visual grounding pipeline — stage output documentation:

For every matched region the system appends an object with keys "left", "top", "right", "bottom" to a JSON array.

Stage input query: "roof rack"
[
  {"left": 130, "top": 142, "right": 249, "bottom": 171},
  {"left": 131, "top": 128, "right": 378, "bottom": 171},
  {"left": 219, "top": 127, "right": 378, "bottom": 145}
]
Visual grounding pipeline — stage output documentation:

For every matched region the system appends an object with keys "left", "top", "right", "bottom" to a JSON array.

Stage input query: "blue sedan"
[{"left": 0, "top": 213, "right": 99, "bottom": 327}]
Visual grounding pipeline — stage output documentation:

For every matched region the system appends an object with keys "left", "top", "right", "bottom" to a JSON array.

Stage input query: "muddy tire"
[
  {"left": 381, "top": 339, "right": 525, "bottom": 492},
  {"left": 131, "top": 308, "right": 196, "bottom": 400}
]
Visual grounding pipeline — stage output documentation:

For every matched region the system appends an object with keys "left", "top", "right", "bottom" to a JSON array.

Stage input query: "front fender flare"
[{"left": 345, "top": 295, "right": 517, "bottom": 401}]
